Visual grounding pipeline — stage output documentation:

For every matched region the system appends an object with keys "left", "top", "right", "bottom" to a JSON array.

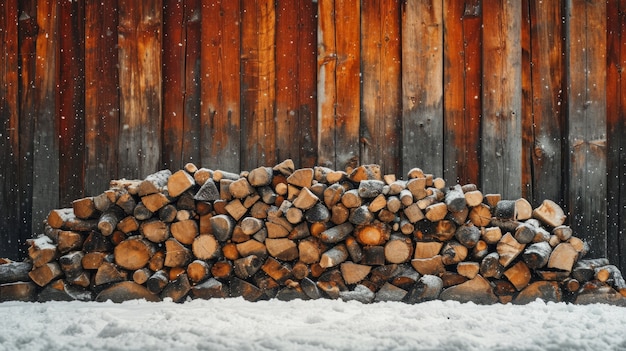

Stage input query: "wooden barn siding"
[{"left": 0, "top": 0, "right": 624, "bottom": 272}]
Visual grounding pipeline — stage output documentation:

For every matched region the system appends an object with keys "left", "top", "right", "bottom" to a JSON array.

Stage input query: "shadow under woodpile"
[{"left": 1, "top": 160, "right": 625, "bottom": 306}]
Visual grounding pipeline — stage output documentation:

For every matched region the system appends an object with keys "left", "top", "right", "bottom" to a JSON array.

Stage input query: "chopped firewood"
[
  {"left": 472, "top": 240, "right": 489, "bottom": 261},
  {"left": 481, "top": 226, "right": 502, "bottom": 244},
  {"left": 439, "top": 275, "right": 498, "bottom": 304},
  {"left": 504, "top": 260, "right": 531, "bottom": 290},
  {"left": 411, "top": 255, "right": 445, "bottom": 276},
  {"left": 211, "top": 261, "right": 233, "bottom": 280},
  {"left": 170, "top": 219, "right": 198, "bottom": 245},
  {"left": 56, "top": 230, "right": 83, "bottom": 254},
  {"left": 354, "top": 222, "right": 389, "bottom": 246},
  {"left": 161, "top": 273, "right": 191, "bottom": 302},
  {"left": 340, "top": 262, "right": 371, "bottom": 284},
  {"left": 191, "top": 234, "right": 220, "bottom": 260},
  {"left": 553, "top": 225, "right": 573, "bottom": 241},
  {"left": 304, "top": 203, "right": 330, "bottom": 223},
  {"left": 595, "top": 265, "right": 626, "bottom": 291},
  {"left": 132, "top": 268, "right": 152, "bottom": 285},
  {"left": 0, "top": 281, "right": 37, "bottom": 302},
  {"left": 457, "top": 261, "right": 480, "bottom": 279},
  {"left": 164, "top": 238, "right": 192, "bottom": 268},
  {"left": 469, "top": 203, "right": 492, "bottom": 227},
  {"left": 114, "top": 237, "right": 155, "bottom": 270},
  {"left": 96, "top": 281, "right": 160, "bottom": 303},
  {"left": 497, "top": 233, "right": 526, "bottom": 267},
  {"left": 0, "top": 261, "right": 33, "bottom": 284},
  {"left": 445, "top": 185, "right": 466, "bottom": 212},
  {"left": 158, "top": 204, "right": 177, "bottom": 223},
  {"left": 361, "top": 246, "right": 385, "bottom": 266},
  {"left": 406, "top": 177, "right": 428, "bottom": 200},
  {"left": 117, "top": 216, "right": 139, "bottom": 234},
  {"left": 286, "top": 168, "right": 314, "bottom": 188},
  {"left": 404, "top": 203, "right": 425, "bottom": 223},
  {"left": 94, "top": 262, "right": 127, "bottom": 286},
  {"left": 28, "top": 235, "right": 58, "bottom": 268},
  {"left": 441, "top": 240, "right": 468, "bottom": 265},
  {"left": 514, "top": 223, "right": 536, "bottom": 244},
  {"left": 480, "top": 252, "right": 504, "bottom": 279},
  {"left": 140, "top": 219, "right": 170, "bottom": 243},
  {"left": 572, "top": 258, "right": 610, "bottom": 282},
  {"left": 47, "top": 208, "right": 75, "bottom": 229},
  {"left": 141, "top": 192, "right": 171, "bottom": 213},
  {"left": 455, "top": 223, "right": 481, "bottom": 248},
  {"left": 194, "top": 178, "right": 220, "bottom": 201},
  {"left": 515, "top": 198, "right": 533, "bottom": 220},
  {"left": 464, "top": 190, "right": 483, "bottom": 207},
  {"left": 137, "top": 169, "right": 171, "bottom": 196},
  {"left": 424, "top": 202, "right": 448, "bottom": 222},
  {"left": 532, "top": 199, "right": 566, "bottom": 227},
  {"left": 513, "top": 281, "right": 562, "bottom": 304},
  {"left": 210, "top": 214, "right": 235, "bottom": 241},
  {"left": 547, "top": 242, "right": 578, "bottom": 272},
  {"left": 98, "top": 206, "right": 126, "bottom": 236},
  {"left": 266, "top": 238, "right": 299, "bottom": 261},
  {"left": 148, "top": 250, "right": 166, "bottom": 272},
  {"left": 522, "top": 241, "right": 552, "bottom": 269},
  {"left": 236, "top": 239, "right": 267, "bottom": 259},
  {"left": 72, "top": 196, "right": 99, "bottom": 219},
  {"left": 367, "top": 194, "right": 387, "bottom": 213},
  {"left": 224, "top": 199, "right": 247, "bottom": 221},
  {"left": 358, "top": 180, "right": 385, "bottom": 199},
  {"left": 230, "top": 277, "right": 263, "bottom": 302},
  {"left": 405, "top": 275, "right": 444, "bottom": 303},
  {"left": 190, "top": 278, "right": 229, "bottom": 299},
  {"left": 320, "top": 244, "right": 349, "bottom": 268}
]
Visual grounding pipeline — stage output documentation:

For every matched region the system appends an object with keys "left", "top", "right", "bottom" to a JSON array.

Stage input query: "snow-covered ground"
[{"left": 2, "top": 298, "right": 626, "bottom": 351}]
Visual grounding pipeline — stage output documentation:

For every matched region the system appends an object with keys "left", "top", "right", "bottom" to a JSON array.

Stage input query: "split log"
[
  {"left": 367, "top": 194, "right": 387, "bottom": 213},
  {"left": 148, "top": 250, "right": 166, "bottom": 272},
  {"left": 211, "top": 261, "right": 233, "bottom": 280},
  {"left": 133, "top": 202, "right": 153, "bottom": 221},
  {"left": 547, "top": 242, "right": 578, "bottom": 272},
  {"left": 230, "top": 277, "right": 264, "bottom": 302},
  {"left": 210, "top": 214, "right": 235, "bottom": 241},
  {"left": 320, "top": 244, "right": 349, "bottom": 268},
  {"left": 503, "top": 260, "right": 531, "bottom": 291},
  {"left": 405, "top": 275, "right": 444, "bottom": 303},
  {"left": 0, "top": 261, "right": 32, "bottom": 284},
  {"left": 137, "top": 169, "right": 171, "bottom": 196},
  {"left": 93, "top": 190, "right": 117, "bottom": 212},
  {"left": 305, "top": 203, "right": 330, "bottom": 223},
  {"left": 341, "top": 189, "right": 362, "bottom": 208},
  {"left": 114, "top": 237, "right": 155, "bottom": 270},
  {"left": 319, "top": 222, "right": 354, "bottom": 243},
  {"left": 497, "top": 233, "right": 525, "bottom": 267},
  {"left": 323, "top": 183, "right": 345, "bottom": 207},
  {"left": 194, "top": 178, "right": 220, "bottom": 201},
  {"left": 445, "top": 185, "right": 466, "bottom": 212},
  {"left": 340, "top": 262, "right": 371, "bottom": 284},
  {"left": 349, "top": 164, "right": 382, "bottom": 182},
  {"left": 261, "top": 257, "right": 293, "bottom": 283},
  {"left": 404, "top": 204, "right": 425, "bottom": 223},
  {"left": 0, "top": 282, "right": 37, "bottom": 302},
  {"left": 457, "top": 261, "right": 480, "bottom": 279},
  {"left": 266, "top": 238, "right": 299, "bottom": 261},
  {"left": 553, "top": 225, "right": 573, "bottom": 241},
  {"left": 439, "top": 275, "right": 498, "bottom": 304},
  {"left": 533, "top": 199, "right": 566, "bottom": 227},
  {"left": 594, "top": 265, "right": 626, "bottom": 291},
  {"left": 117, "top": 216, "right": 139, "bottom": 234},
  {"left": 57, "top": 230, "right": 84, "bottom": 254},
  {"left": 141, "top": 192, "right": 171, "bottom": 213},
  {"left": 572, "top": 258, "right": 610, "bottom": 282},
  {"left": 96, "top": 281, "right": 160, "bottom": 303},
  {"left": 161, "top": 274, "right": 191, "bottom": 302},
  {"left": 480, "top": 252, "right": 504, "bottom": 279},
  {"left": 81, "top": 252, "right": 110, "bottom": 270},
  {"left": 407, "top": 177, "right": 428, "bottom": 200},
  {"left": 116, "top": 192, "right": 137, "bottom": 215},
  {"left": 464, "top": 190, "right": 483, "bottom": 207},
  {"left": 424, "top": 203, "right": 448, "bottom": 222},
  {"left": 513, "top": 281, "right": 562, "bottom": 304},
  {"left": 132, "top": 268, "right": 152, "bottom": 285},
  {"left": 331, "top": 203, "right": 350, "bottom": 225},
  {"left": 515, "top": 198, "right": 533, "bottom": 220},
  {"left": 164, "top": 238, "right": 193, "bottom": 268},
  {"left": 158, "top": 204, "right": 178, "bottom": 223},
  {"left": 286, "top": 168, "right": 314, "bottom": 188},
  {"left": 225, "top": 199, "right": 247, "bottom": 221},
  {"left": 191, "top": 278, "right": 229, "bottom": 299},
  {"left": 514, "top": 223, "right": 536, "bottom": 244},
  {"left": 140, "top": 219, "right": 170, "bottom": 243},
  {"left": 455, "top": 224, "right": 481, "bottom": 248},
  {"left": 28, "top": 235, "right": 58, "bottom": 268},
  {"left": 361, "top": 246, "right": 385, "bottom": 266},
  {"left": 358, "top": 180, "right": 385, "bottom": 198},
  {"left": 469, "top": 203, "right": 492, "bottom": 227},
  {"left": 72, "top": 196, "right": 99, "bottom": 219},
  {"left": 481, "top": 226, "right": 503, "bottom": 245},
  {"left": 472, "top": 240, "right": 489, "bottom": 261},
  {"left": 167, "top": 170, "right": 196, "bottom": 198},
  {"left": 441, "top": 240, "right": 468, "bottom": 265},
  {"left": 522, "top": 241, "right": 552, "bottom": 269},
  {"left": 236, "top": 239, "right": 267, "bottom": 259},
  {"left": 170, "top": 219, "right": 199, "bottom": 245},
  {"left": 94, "top": 262, "right": 127, "bottom": 286},
  {"left": 47, "top": 208, "right": 75, "bottom": 229}
]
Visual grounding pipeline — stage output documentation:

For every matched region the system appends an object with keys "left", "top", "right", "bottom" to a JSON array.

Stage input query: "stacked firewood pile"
[{"left": 1, "top": 160, "right": 625, "bottom": 305}]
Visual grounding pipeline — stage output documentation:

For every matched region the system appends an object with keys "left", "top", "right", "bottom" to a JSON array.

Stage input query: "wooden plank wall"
[{"left": 0, "top": 0, "right": 624, "bottom": 273}]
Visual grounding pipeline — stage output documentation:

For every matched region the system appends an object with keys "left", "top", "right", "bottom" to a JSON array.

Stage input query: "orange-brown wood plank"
[
  {"left": 118, "top": 0, "right": 163, "bottom": 179},
  {"left": 201, "top": 0, "right": 241, "bottom": 172},
  {"left": 163, "top": 0, "right": 186, "bottom": 170},
  {"left": 241, "top": 0, "right": 277, "bottom": 170},
  {"left": 58, "top": 0, "right": 85, "bottom": 205},
  {"left": 481, "top": 0, "right": 522, "bottom": 199},
  {"left": 275, "top": 0, "right": 318, "bottom": 168},
  {"left": 296, "top": 0, "right": 318, "bottom": 168},
  {"left": 443, "top": 0, "right": 481, "bottom": 186},
  {"left": 567, "top": 0, "right": 607, "bottom": 258},
  {"left": 84, "top": 0, "right": 120, "bottom": 195},
  {"left": 32, "top": 0, "right": 60, "bottom": 233},
  {"left": 317, "top": 0, "right": 361, "bottom": 171},
  {"left": 0, "top": 0, "right": 20, "bottom": 259},
  {"left": 361, "top": 0, "right": 401, "bottom": 175},
  {"left": 17, "top": 0, "right": 38, "bottom": 255},
  {"left": 523, "top": 0, "right": 565, "bottom": 206},
  {"left": 182, "top": 0, "right": 202, "bottom": 166},
  {"left": 606, "top": 0, "right": 626, "bottom": 270},
  {"left": 402, "top": 0, "right": 443, "bottom": 178}
]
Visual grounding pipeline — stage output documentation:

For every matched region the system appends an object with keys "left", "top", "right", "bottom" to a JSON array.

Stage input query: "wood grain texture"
[
  {"left": 606, "top": 0, "right": 626, "bottom": 271},
  {"left": 201, "top": 0, "right": 241, "bottom": 172},
  {"left": 402, "top": 0, "right": 443, "bottom": 178},
  {"left": 443, "top": 0, "right": 482, "bottom": 186},
  {"left": 0, "top": 0, "right": 20, "bottom": 258},
  {"left": 59, "top": 0, "right": 85, "bottom": 206},
  {"left": 32, "top": 0, "right": 60, "bottom": 233},
  {"left": 85, "top": 0, "right": 120, "bottom": 195},
  {"left": 118, "top": 0, "right": 163, "bottom": 179},
  {"left": 567, "top": 0, "right": 607, "bottom": 258},
  {"left": 481, "top": 0, "right": 522, "bottom": 199},
  {"left": 361, "top": 0, "right": 401, "bottom": 175},
  {"left": 241, "top": 0, "right": 277, "bottom": 170}
]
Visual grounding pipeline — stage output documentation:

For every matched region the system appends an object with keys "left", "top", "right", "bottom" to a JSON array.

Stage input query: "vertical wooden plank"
[
  {"left": 32, "top": 0, "right": 60, "bottom": 234},
  {"left": 163, "top": 0, "right": 185, "bottom": 170},
  {"left": 521, "top": 0, "right": 532, "bottom": 201},
  {"left": 241, "top": 0, "right": 276, "bottom": 170},
  {"left": 335, "top": 0, "right": 361, "bottom": 171},
  {"left": 296, "top": 0, "right": 318, "bottom": 168},
  {"left": 402, "top": 0, "right": 443, "bottom": 178},
  {"left": 566, "top": 0, "right": 607, "bottom": 258},
  {"left": 443, "top": 0, "right": 482, "bottom": 186},
  {"left": 606, "top": 0, "right": 626, "bottom": 275},
  {"left": 58, "top": 0, "right": 85, "bottom": 205},
  {"left": 275, "top": 0, "right": 317, "bottom": 168},
  {"left": 182, "top": 0, "right": 202, "bottom": 165},
  {"left": 317, "top": 0, "right": 360, "bottom": 171},
  {"left": 84, "top": 0, "right": 119, "bottom": 194},
  {"left": 361, "top": 0, "right": 401, "bottom": 175},
  {"left": 0, "top": 0, "right": 20, "bottom": 258},
  {"left": 17, "top": 0, "right": 38, "bottom": 255},
  {"left": 317, "top": 0, "right": 338, "bottom": 169},
  {"left": 201, "top": 0, "right": 241, "bottom": 172},
  {"left": 275, "top": 1, "right": 299, "bottom": 164},
  {"left": 481, "top": 0, "right": 522, "bottom": 199},
  {"left": 524, "top": 0, "right": 565, "bottom": 206},
  {"left": 118, "top": 0, "right": 163, "bottom": 179}
]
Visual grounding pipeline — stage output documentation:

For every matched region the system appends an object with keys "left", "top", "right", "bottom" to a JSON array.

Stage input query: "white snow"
[{"left": 2, "top": 298, "right": 626, "bottom": 351}]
